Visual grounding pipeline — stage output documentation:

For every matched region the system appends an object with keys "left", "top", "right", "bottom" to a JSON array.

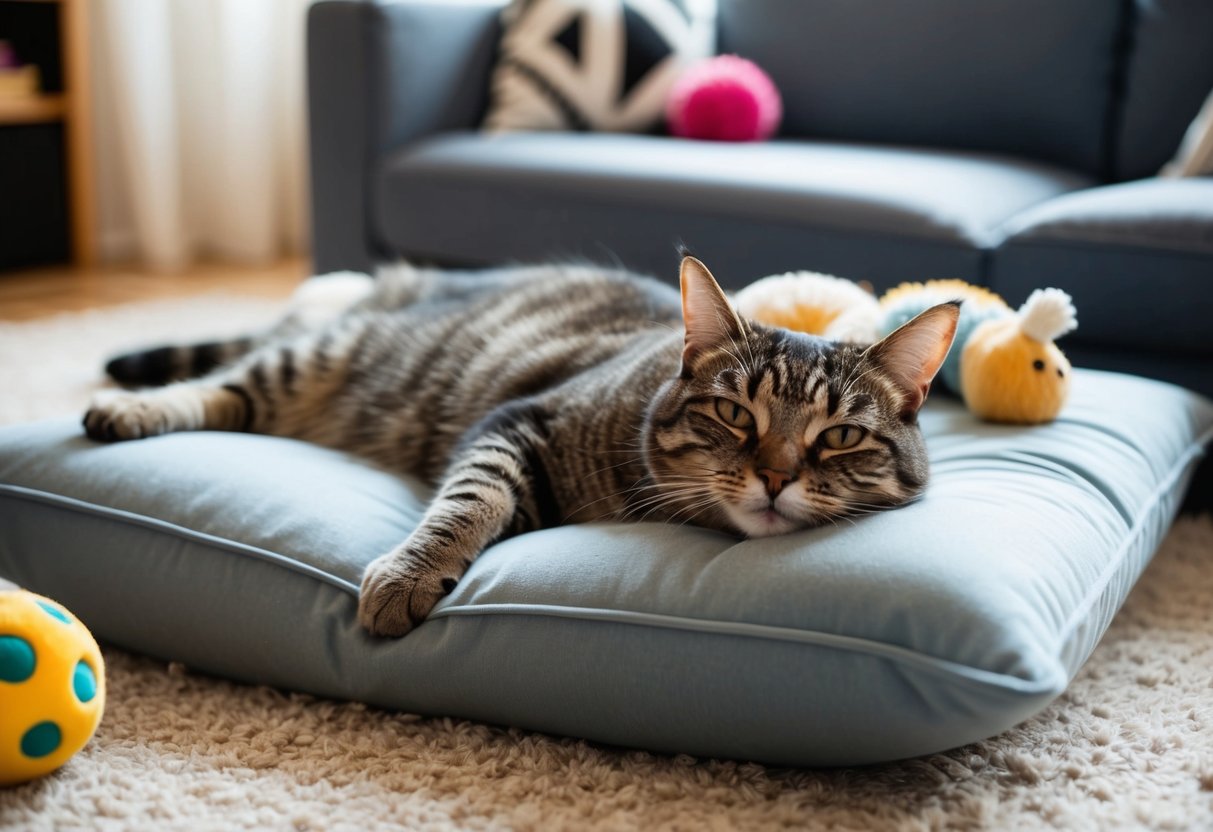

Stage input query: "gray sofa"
[{"left": 307, "top": 0, "right": 1213, "bottom": 401}]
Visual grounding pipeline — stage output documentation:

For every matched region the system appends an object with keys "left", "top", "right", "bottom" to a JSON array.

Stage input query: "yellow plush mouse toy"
[
  {"left": 958, "top": 288, "right": 1078, "bottom": 424},
  {"left": 734, "top": 274, "right": 1078, "bottom": 424},
  {"left": 1, "top": 583, "right": 105, "bottom": 786}
]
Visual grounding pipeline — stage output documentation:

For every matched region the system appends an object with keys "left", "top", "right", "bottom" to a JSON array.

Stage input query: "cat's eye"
[
  {"left": 714, "top": 398, "right": 754, "bottom": 429},
  {"left": 820, "top": 424, "right": 866, "bottom": 451}
]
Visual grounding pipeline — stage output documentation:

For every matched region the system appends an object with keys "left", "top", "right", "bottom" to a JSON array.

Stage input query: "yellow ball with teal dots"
[
  {"left": 0, "top": 588, "right": 105, "bottom": 786},
  {"left": 961, "top": 288, "right": 1078, "bottom": 424}
]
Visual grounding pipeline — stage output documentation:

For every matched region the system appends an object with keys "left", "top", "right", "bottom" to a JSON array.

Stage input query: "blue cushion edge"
[
  {"left": 1054, "top": 427, "right": 1211, "bottom": 648},
  {"left": 430, "top": 603, "right": 1064, "bottom": 694},
  {"left": 0, "top": 482, "right": 1062, "bottom": 696},
  {"left": 0, "top": 483, "right": 359, "bottom": 594}
]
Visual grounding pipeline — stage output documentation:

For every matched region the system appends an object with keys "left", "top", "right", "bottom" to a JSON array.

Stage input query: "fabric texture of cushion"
[
  {"left": 715, "top": 0, "right": 1120, "bottom": 177},
  {"left": 1, "top": 371, "right": 1210, "bottom": 767},
  {"left": 483, "top": 0, "right": 715, "bottom": 133},
  {"left": 990, "top": 179, "right": 1213, "bottom": 363},
  {"left": 373, "top": 131, "right": 1092, "bottom": 290}
]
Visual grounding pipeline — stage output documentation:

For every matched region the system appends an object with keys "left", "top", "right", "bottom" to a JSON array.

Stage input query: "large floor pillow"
[{"left": 1, "top": 369, "right": 1210, "bottom": 767}]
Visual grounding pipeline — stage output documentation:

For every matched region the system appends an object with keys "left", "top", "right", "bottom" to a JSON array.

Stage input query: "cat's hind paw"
[{"left": 358, "top": 549, "right": 460, "bottom": 638}]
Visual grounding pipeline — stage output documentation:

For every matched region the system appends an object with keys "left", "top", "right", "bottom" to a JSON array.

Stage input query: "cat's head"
[{"left": 643, "top": 256, "right": 959, "bottom": 538}]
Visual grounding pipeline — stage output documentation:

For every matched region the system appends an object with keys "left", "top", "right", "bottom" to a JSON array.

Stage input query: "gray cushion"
[
  {"left": 716, "top": 0, "right": 1120, "bottom": 176},
  {"left": 1, "top": 371, "right": 1210, "bottom": 767},
  {"left": 1114, "top": 0, "right": 1213, "bottom": 181},
  {"left": 990, "top": 179, "right": 1213, "bottom": 368},
  {"left": 374, "top": 132, "right": 1091, "bottom": 290}
]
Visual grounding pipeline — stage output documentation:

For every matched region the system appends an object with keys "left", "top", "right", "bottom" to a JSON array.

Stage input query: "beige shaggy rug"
[{"left": 1, "top": 296, "right": 1212, "bottom": 831}]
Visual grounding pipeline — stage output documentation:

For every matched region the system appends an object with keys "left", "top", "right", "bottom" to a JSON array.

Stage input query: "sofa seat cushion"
[
  {"left": 1, "top": 371, "right": 1209, "bottom": 767},
  {"left": 373, "top": 132, "right": 1092, "bottom": 290},
  {"left": 990, "top": 179, "right": 1213, "bottom": 360}
]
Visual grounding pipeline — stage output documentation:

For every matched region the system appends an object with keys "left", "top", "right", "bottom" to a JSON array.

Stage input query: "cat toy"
[
  {"left": 0, "top": 585, "right": 105, "bottom": 785},
  {"left": 666, "top": 54, "right": 783, "bottom": 142},
  {"left": 733, "top": 273, "right": 1078, "bottom": 424}
]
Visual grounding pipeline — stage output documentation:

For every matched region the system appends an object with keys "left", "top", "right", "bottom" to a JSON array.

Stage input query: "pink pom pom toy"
[{"left": 666, "top": 55, "right": 783, "bottom": 142}]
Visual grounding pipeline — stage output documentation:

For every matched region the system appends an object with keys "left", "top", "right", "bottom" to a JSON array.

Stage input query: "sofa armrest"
[{"left": 307, "top": 0, "right": 504, "bottom": 273}]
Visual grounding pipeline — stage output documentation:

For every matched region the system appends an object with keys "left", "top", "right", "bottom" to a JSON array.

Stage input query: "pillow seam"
[
  {"left": 428, "top": 603, "right": 1066, "bottom": 695},
  {"left": 1052, "top": 426, "right": 1213, "bottom": 647},
  {"left": 0, "top": 483, "right": 360, "bottom": 594}
]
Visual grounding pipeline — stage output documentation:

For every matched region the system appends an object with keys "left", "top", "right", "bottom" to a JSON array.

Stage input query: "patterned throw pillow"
[{"left": 484, "top": 0, "right": 717, "bottom": 133}]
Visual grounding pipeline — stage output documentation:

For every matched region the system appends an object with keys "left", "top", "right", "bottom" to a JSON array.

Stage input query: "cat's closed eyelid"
[
  {"left": 712, "top": 397, "right": 755, "bottom": 430},
  {"left": 806, "top": 422, "right": 873, "bottom": 452},
  {"left": 707, "top": 384, "right": 770, "bottom": 430}
]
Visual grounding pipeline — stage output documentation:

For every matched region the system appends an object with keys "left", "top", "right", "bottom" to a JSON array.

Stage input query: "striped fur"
[{"left": 84, "top": 257, "right": 958, "bottom": 637}]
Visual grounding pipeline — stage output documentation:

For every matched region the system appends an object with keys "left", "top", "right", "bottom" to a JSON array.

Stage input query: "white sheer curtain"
[{"left": 93, "top": 0, "right": 311, "bottom": 270}]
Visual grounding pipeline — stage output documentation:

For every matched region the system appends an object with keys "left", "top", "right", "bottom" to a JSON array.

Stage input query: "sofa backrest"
[
  {"left": 717, "top": 0, "right": 1212, "bottom": 181},
  {"left": 1113, "top": 0, "right": 1213, "bottom": 181}
]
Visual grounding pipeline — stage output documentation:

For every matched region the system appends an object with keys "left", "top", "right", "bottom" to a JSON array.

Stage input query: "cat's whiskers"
[
  {"left": 622, "top": 483, "right": 712, "bottom": 513},
  {"left": 622, "top": 485, "right": 714, "bottom": 524},
  {"left": 567, "top": 477, "right": 709, "bottom": 521},
  {"left": 630, "top": 496, "right": 710, "bottom": 525},
  {"left": 564, "top": 454, "right": 723, "bottom": 520},
  {"left": 582, "top": 455, "right": 645, "bottom": 478},
  {"left": 666, "top": 496, "right": 723, "bottom": 528},
  {"left": 837, "top": 499, "right": 896, "bottom": 511}
]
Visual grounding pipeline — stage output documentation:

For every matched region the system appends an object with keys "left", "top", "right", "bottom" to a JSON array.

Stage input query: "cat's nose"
[{"left": 757, "top": 468, "right": 794, "bottom": 498}]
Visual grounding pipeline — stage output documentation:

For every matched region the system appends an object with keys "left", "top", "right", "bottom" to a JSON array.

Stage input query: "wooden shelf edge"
[{"left": 0, "top": 94, "right": 67, "bottom": 125}]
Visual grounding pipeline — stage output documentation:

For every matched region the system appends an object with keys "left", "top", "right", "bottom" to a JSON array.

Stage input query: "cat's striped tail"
[
  {"left": 104, "top": 337, "right": 256, "bottom": 386},
  {"left": 103, "top": 270, "right": 380, "bottom": 386}
]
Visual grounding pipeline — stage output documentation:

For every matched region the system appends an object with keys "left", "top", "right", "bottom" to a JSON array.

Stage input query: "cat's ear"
[
  {"left": 680, "top": 255, "right": 746, "bottom": 375},
  {"left": 863, "top": 302, "right": 960, "bottom": 416}
]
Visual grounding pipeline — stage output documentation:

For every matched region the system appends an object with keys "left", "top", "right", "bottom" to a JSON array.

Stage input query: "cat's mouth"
[
  {"left": 754, "top": 507, "right": 799, "bottom": 535},
  {"left": 727, "top": 502, "right": 802, "bottom": 538}
]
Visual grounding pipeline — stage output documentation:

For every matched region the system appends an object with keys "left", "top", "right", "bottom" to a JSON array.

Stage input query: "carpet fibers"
[{"left": 1, "top": 297, "right": 1211, "bottom": 831}]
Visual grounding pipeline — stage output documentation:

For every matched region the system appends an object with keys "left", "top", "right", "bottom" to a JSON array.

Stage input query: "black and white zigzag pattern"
[{"left": 484, "top": 0, "right": 717, "bottom": 133}]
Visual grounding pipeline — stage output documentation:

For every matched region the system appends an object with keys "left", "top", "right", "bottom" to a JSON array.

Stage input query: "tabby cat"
[{"left": 85, "top": 256, "right": 959, "bottom": 638}]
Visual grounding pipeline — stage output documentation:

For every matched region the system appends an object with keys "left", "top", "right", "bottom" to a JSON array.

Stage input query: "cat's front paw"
[
  {"left": 358, "top": 549, "right": 461, "bottom": 638},
  {"left": 83, "top": 390, "right": 172, "bottom": 442}
]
